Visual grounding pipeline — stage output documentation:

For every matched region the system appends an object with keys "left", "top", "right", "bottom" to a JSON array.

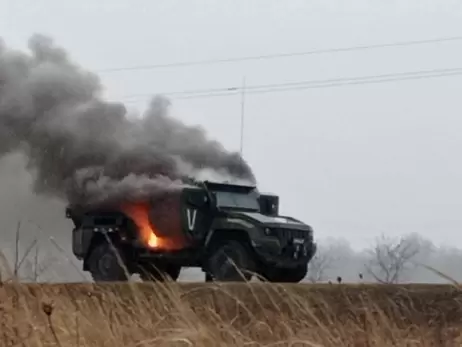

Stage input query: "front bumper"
[
  {"left": 252, "top": 238, "right": 317, "bottom": 268},
  {"left": 282, "top": 238, "right": 317, "bottom": 261}
]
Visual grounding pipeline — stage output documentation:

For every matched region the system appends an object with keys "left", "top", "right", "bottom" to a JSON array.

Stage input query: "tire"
[
  {"left": 262, "top": 264, "right": 308, "bottom": 283},
  {"left": 139, "top": 263, "right": 181, "bottom": 282},
  {"left": 205, "top": 240, "right": 255, "bottom": 282},
  {"left": 87, "top": 242, "right": 131, "bottom": 282}
]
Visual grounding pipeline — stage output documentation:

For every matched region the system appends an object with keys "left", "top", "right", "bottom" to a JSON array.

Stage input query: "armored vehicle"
[{"left": 66, "top": 180, "right": 317, "bottom": 282}]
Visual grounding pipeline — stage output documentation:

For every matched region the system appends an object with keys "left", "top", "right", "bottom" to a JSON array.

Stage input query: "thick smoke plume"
[{"left": 0, "top": 34, "right": 256, "bottom": 207}]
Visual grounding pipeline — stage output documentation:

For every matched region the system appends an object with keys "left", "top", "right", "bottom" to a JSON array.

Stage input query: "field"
[{"left": 2, "top": 282, "right": 462, "bottom": 346}]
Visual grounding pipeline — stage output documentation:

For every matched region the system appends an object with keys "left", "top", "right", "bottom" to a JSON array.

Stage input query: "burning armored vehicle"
[{"left": 67, "top": 180, "right": 317, "bottom": 282}]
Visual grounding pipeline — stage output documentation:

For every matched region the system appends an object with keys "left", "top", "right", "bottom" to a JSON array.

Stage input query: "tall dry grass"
[
  {"left": 2, "top": 236, "right": 462, "bottom": 346},
  {"left": 1, "top": 280, "right": 462, "bottom": 347}
]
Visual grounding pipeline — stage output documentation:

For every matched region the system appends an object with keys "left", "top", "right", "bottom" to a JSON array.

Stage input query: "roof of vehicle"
[{"left": 203, "top": 180, "right": 257, "bottom": 194}]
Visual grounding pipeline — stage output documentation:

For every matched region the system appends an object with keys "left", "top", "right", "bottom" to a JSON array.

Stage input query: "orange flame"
[{"left": 121, "top": 202, "right": 185, "bottom": 251}]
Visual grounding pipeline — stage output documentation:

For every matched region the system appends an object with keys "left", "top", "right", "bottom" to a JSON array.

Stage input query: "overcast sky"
[{"left": 1, "top": 0, "right": 462, "bottom": 250}]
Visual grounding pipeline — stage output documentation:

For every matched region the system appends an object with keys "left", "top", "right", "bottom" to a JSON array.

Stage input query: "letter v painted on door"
[{"left": 186, "top": 208, "right": 197, "bottom": 231}]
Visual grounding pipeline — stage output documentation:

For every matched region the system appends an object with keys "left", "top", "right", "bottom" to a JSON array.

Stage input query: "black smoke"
[{"left": 0, "top": 34, "right": 256, "bottom": 207}]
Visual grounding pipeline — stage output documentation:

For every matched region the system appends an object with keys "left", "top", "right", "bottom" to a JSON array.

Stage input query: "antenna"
[{"left": 239, "top": 76, "right": 246, "bottom": 156}]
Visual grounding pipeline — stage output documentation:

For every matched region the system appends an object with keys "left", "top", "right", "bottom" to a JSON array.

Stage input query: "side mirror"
[{"left": 259, "top": 194, "right": 279, "bottom": 216}]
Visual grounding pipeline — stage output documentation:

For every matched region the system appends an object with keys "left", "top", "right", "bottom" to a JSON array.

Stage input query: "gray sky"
[{"left": 1, "top": 0, "right": 462, "bottom": 250}]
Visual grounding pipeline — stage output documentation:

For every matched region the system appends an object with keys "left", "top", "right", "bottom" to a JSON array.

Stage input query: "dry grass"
[{"left": 1, "top": 281, "right": 462, "bottom": 346}]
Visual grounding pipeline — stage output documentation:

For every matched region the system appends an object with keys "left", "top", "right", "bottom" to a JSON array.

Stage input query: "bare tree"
[
  {"left": 6, "top": 221, "right": 58, "bottom": 282},
  {"left": 364, "top": 233, "right": 421, "bottom": 284},
  {"left": 307, "top": 245, "right": 336, "bottom": 283},
  {"left": 20, "top": 243, "right": 57, "bottom": 282}
]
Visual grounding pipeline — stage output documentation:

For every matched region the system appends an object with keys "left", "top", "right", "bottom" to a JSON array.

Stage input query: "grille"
[{"left": 273, "top": 228, "right": 308, "bottom": 245}]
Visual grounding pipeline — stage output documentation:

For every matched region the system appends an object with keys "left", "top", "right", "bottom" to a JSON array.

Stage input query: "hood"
[{"left": 235, "top": 211, "right": 311, "bottom": 229}]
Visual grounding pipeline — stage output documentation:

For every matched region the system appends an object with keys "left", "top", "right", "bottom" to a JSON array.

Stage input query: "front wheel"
[
  {"left": 86, "top": 242, "right": 131, "bottom": 282},
  {"left": 205, "top": 240, "right": 255, "bottom": 282}
]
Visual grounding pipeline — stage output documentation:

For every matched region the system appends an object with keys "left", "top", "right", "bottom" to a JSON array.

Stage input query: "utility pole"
[{"left": 239, "top": 76, "right": 246, "bottom": 157}]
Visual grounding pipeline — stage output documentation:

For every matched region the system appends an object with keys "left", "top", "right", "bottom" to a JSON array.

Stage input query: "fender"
[
  {"left": 204, "top": 228, "right": 253, "bottom": 250},
  {"left": 72, "top": 227, "right": 93, "bottom": 260}
]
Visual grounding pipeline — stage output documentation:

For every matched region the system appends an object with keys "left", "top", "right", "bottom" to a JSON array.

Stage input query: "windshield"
[{"left": 214, "top": 191, "right": 260, "bottom": 211}]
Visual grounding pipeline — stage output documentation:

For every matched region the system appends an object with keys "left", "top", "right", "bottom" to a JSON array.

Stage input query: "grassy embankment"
[{"left": 2, "top": 281, "right": 462, "bottom": 346}]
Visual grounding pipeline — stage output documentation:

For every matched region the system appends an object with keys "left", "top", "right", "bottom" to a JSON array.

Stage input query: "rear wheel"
[
  {"left": 139, "top": 263, "right": 181, "bottom": 282},
  {"left": 87, "top": 242, "right": 131, "bottom": 282},
  {"left": 262, "top": 264, "right": 308, "bottom": 283},
  {"left": 205, "top": 240, "right": 255, "bottom": 282}
]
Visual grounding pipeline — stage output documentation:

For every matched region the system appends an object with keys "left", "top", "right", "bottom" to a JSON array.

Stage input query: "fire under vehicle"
[{"left": 66, "top": 180, "right": 317, "bottom": 282}]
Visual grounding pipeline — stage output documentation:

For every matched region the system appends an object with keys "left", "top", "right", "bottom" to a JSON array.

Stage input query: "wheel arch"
[
  {"left": 203, "top": 228, "right": 259, "bottom": 262},
  {"left": 205, "top": 228, "right": 250, "bottom": 246}
]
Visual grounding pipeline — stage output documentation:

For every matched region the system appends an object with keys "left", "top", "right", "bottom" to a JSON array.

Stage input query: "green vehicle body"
[{"left": 66, "top": 180, "right": 317, "bottom": 282}]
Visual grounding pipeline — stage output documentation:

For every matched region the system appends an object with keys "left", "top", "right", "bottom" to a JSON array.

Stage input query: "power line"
[
  {"left": 96, "top": 35, "right": 462, "bottom": 73},
  {"left": 119, "top": 66, "right": 462, "bottom": 102},
  {"left": 122, "top": 86, "right": 239, "bottom": 99},
  {"left": 243, "top": 69, "right": 462, "bottom": 96},
  {"left": 121, "top": 66, "right": 462, "bottom": 99}
]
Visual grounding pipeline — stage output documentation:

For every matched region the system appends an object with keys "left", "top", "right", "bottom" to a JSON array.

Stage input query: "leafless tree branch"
[
  {"left": 307, "top": 245, "right": 336, "bottom": 283},
  {"left": 365, "top": 234, "right": 421, "bottom": 284}
]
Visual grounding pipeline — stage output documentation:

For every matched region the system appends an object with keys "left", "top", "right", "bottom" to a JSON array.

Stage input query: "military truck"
[{"left": 66, "top": 180, "right": 317, "bottom": 282}]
